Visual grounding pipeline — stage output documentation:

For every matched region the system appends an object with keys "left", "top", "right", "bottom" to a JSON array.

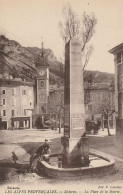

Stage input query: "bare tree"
[
  {"left": 59, "top": 3, "right": 97, "bottom": 70},
  {"left": 84, "top": 72, "right": 94, "bottom": 105},
  {"left": 56, "top": 63, "right": 64, "bottom": 87},
  {"left": 59, "top": 4, "right": 80, "bottom": 43},
  {"left": 82, "top": 45, "right": 93, "bottom": 71},
  {"left": 48, "top": 89, "right": 64, "bottom": 133},
  {"left": 97, "top": 82, "right": 115, "bottom": 136}
]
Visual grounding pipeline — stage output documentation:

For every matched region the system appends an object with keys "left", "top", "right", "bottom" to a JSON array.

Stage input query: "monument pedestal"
[
  {"left": 61, "top": 136, "right": 89, "bottom": 168},
  {"left": 62, "top": 38, "right": 89, "bottom": 168}
]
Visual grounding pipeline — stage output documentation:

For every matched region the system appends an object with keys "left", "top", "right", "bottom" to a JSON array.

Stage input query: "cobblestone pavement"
[{"left": 0, "top": 128, "right": 123, "bottom": 193}]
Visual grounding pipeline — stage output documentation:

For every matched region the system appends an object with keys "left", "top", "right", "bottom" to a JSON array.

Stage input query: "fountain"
[{"left": 38, "top": 38, "right": 115, "bottom": 178}]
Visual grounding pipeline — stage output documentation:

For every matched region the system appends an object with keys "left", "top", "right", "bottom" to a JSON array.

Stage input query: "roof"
[
  {"left": 49, "top": 83, "right": 114, "bottom": 92},
  {"left": 49, "top": 85, "right": 64, "bottom": 93},
  {"left": 109, "top": 43, "right": 123, "bottom": 54},
  {"left": 84, "top": 82, "right": 114, "bottom": 90},
  {"left": 11, "top": 116, "right": 30, "bottom": 119},
  {"left": 0, "top": 78, "right": 35, "bottom": 87}
]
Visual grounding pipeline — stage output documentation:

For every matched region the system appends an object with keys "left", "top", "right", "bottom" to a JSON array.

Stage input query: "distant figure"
[
  {"left": 57, "top": 154, "right": 62, "bottom": 168},
  {"left": 97, "top": 121, "right": 101, "bottom": 130},
  {"left": 43, "top": 139, "right": 51, "bottom": 155},
  {"left": 42, "top": 139, "right": 51, "bottom": 164},
  {"left": 30, "top": 139, "right": 51, "bottom": 171},
  {"left": 36, "top": 139, "right": 51, "bottom": 159},
  {"left": 36, "top": 139, "right": 51, "bottom": 164},
  {"left": 30, "top": 154, "right": 38, "bottom": 172},
  {"left": 12, "top": 151, "right": 18, "bottom": 164},
  {"left": 36, "top": 117, "right": 43, "bottom": 129}
]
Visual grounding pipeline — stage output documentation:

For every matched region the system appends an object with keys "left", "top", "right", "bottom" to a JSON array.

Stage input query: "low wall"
[
  {"left": 88, "top": 135, "right": 115, "bottom": 147},
  {"left": 115, "top": 130, "right": 123, "bottom": 149},
  {"left": 39, "top": 149, "right": 115, "bottom": 179}
]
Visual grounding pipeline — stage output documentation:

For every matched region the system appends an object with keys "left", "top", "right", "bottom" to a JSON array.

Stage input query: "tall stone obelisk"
[{"left": 61, "top": 38, "right": 89, "bottom": 168}]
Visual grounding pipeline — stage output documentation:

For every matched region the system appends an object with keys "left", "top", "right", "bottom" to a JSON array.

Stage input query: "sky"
[{"left": 0, "top": 0, "right": 123, "bottom": 73}]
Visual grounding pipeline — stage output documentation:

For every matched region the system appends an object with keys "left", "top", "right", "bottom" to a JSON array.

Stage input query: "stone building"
[
  {"left": 0, "top": 78, "right": 34, "bottom": 129},
  {"left": 109, "top": 43, "right": 123, "bottom": 147},
  {"left": 0, "top": 43, "right": 50, "bottom": 130},
  {"left": 48, "top": 83, "right": 115, "bottom": 128},
  {"left": 85, "top": 83, "right": 115, "bottom": 128}
]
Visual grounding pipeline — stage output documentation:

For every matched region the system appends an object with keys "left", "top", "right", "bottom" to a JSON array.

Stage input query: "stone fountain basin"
[{"left": 39, "top": 149, "right": 115, "bottom": 179}]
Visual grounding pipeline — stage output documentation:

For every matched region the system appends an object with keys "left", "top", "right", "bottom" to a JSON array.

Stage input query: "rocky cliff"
[
  {"left": 0, "top": 35, "right": 114, "bottom": 85},
  {"left": 0, "top": 35, "right": 63, "bottom": 84}
]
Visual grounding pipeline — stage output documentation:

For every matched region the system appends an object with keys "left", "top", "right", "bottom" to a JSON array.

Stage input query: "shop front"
[{"left": 11, "top": 116, "right": 30, "bottom": 129}]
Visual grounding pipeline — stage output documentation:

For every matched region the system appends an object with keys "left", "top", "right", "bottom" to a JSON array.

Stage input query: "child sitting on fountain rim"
[{"left": 12, "top": 151, "right": 18, "bottom": 164}]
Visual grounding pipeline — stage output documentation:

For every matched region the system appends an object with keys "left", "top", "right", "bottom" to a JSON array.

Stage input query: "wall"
[
  {"left": 85, "top": 87, "right": 115, "bottom": 128},
  {"left": 0, "top": 79, "right": 34, "bottom": 129}
]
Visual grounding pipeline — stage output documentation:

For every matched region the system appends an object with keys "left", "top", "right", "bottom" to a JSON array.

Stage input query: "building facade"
[
  {"left": 0, "top": 44, "right": 50, "bottom": 130},
  {"left": 0, "top": 78, "right": 34, "bottom": 129},
  {"left": 109, "top": 43, "right": 123, "bottom": 148},
  {"left": 48, "top": 83, "right": 115, "bottom": 129},
  {"left": 85, "top": 83, "right": 115, "bottom": 128}
]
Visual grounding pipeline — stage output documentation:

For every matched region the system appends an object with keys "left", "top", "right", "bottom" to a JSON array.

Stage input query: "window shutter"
[
  {"left": 12, "top": 98, "right": 16, "bottom": 106},
  {"left": 0, "top": 89, "right": 2, "bottom": 95},
  {"left": 14, "top": 98, "right": 16, "bottom": 106},
  {"left": 0, "top": 110, "right": 3, "bottom": 116},
  {"left": 14, "top": 88, "right": 16, "bottom": 95},
  {"left": 12, "top": 88, "right": 16, "bottom": 95},
  {"left": 0, "top": 98, "right": 2, "bottom": 106}
]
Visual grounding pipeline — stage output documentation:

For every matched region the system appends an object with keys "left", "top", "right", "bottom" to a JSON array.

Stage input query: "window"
[
  {"left": 22, "top": 90, "right": 26, "bottom": 95},
  {"left": 24, "top": 120, "right": 29, "bottom": 128},
  {"left": 12, "top": 98, "right": 16, "bottom": 106},
  {"left": 41, "top": 81, "right": 44, "bottom": 87},
  {"left": 26, "top": 120, "right": 29, "bottom": 128},
  {"left": 117, "top": 52, "right": 122, "bottom": 64},
  {"left": 118, "top": 74, "right": 123, "bottom": 91},
  {"left": 11, "top": 110, "right": 15, "bottom": 116},
  {"left": 3, "top": 99, "right": 5, "bottom": 105},
  {"left": 3, "top": 110, "right": 6, "bottom": 116},
  {"left": 39, "top": 80, "right": 45, "bottom": 88},
  {"left": 3, "top": 90, "right": 5, "bottom": 94},
  {"left": 12, "top": 88, "right": 16, "bottom": 95}
]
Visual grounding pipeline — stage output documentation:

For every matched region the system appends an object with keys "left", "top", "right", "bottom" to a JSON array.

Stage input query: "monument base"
[
  {"left": 115, "top": 119, "right": 123, "bottom": 148},
  {"left": 61, "top": 136, "right": 89, "bottom": 168}
]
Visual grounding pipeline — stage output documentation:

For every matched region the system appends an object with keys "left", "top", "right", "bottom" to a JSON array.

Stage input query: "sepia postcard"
[{"left": 0, "top": 0, "right": 123, "bottom": 194}]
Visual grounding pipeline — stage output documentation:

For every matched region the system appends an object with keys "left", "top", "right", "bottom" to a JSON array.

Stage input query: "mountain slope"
[
  {"left": 84, "top": 70, "right": 114, "bottom": 84},
  {"left": 0, "top": 35, "right": 114, "bottom": 85},
  {"left": 0, "top": 35, "right": 63, "bottom": 83}
]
